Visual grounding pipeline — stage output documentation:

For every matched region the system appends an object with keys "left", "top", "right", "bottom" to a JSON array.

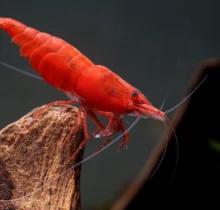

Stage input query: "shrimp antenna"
[
  {"left": 0, "top": 117, "right": 140, "bottom": 202},
  {"left": 150, "top": 103, "right": 179, "bottom": 183},
  {"left": 0, "top": 61, "right": 42, "bottom": 80},
  {"left": 150, "top": 116, "right": 179, "bottom": 184},
  {"left": 150, "top": 121, "right": 168, "bottom": 179},
  {"left": 159, "top": 92, "right": 168, "bottom": 110},
  {"left": 152, "top": 74, "right": 208, "bottom": 182},
  {"left": 165, "top": 74, "right": 208, "bottom": 114},
  {"left": 164, "top": 115, "right": 179, "bottom": 184}
]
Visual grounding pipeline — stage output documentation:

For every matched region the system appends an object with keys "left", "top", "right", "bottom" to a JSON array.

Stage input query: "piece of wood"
[{"left": 0, "top": 105, "right": 84, "bottom": 210}]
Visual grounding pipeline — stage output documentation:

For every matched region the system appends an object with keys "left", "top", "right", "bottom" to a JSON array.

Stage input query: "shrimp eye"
[{"left": 131, "top": 90, "right": 138, "bottom": 97}]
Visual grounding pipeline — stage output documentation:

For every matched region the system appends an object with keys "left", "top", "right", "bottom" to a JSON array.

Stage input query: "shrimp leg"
[
  {"left": 60, "top": 104, "right": 83, "bottom": 147},
  {"left": 98, "top": 115, "right": 121, "bottom": 137},
  {"left": 117, "top": 120, "right": 129, "bottom": 150},
  {"left": 33, "top": 99, "right": 75, "bottom": 118},
  {"left": 95, "top": 135, "right": 113, "bottom": 152},
  {"left": 101, "top": 118, "right": 129, "bottom": 150},
  {"left": 95, "top": 119, "right": 129, "bottom": 152},
  {"left": 92, "top": 109, "right": 113, "bottom": 119},
  {"left": 62, "top": 108, "right": 106, "bottom": 160},
  {"left": 87, "top": 110, "right": 105, "bottom": 134},
  {"left": 94, "top": 115, "right": 129, "bottom": 151},
  {"left": 69, "top": 108, "right": 91, "bottom": 160}
]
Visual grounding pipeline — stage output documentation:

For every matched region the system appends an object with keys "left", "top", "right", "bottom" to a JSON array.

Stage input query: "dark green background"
[{"left": 0, "top": 0, "right": 219, "bottom": 209}]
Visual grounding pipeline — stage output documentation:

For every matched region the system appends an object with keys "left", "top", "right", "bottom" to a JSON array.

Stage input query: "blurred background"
[{"left": 0, "top": 0, "right": 219, "bottom": 209}]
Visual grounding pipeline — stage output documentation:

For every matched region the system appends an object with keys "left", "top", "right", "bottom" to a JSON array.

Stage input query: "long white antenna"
[
  {"left": 165, "top": 74, "right": 208, "bottom": 114},
  {"left": 0, "top": 61, "right": 42, "bottom": 80}
]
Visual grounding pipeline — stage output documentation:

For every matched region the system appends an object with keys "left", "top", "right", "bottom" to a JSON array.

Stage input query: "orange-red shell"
[
  {"left": 0, "top": 17, "right": 161, "bottom": 118},
  {"left": 0, "top": 18, "right": 94, "bottom": 91}
]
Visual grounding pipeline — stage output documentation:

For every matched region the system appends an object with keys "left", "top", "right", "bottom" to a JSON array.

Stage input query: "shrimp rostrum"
[{"left": 0, "top": 18, "right": 167, "bottom": 159}]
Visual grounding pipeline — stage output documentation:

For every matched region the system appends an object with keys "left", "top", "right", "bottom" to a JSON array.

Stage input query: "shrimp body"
[
  {"left": 0, "top": 17, "right": 165, "bottom": 160},
  {"left": 0, "top": 17, "right": 164, "bottom": 118}
]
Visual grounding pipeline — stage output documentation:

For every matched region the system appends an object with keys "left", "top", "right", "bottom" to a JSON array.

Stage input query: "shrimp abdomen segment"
[
  {"left": 38, "top": 53, "right": 71, "bottom": 89},
  {"left": 0, "top": 17, "right": 94, "bottom": 91},
  {"left": 20, "top": 33, "right": 51, "bottom": 59},
  {"left": 28, "top": 37, "right": 66, "bottom": 70},
  {"left": 0, "top": 18, "right": 26, "bottom": 36}
]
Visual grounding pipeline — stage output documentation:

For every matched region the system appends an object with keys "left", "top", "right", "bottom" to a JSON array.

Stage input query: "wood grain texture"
[{"left": 0, "top": 105, "right": 84, "bottom": 210}]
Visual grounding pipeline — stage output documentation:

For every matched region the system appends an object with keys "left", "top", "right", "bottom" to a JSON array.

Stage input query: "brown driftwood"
[{"left": 0, "top": 105, "right": 84, "bottom": 210}]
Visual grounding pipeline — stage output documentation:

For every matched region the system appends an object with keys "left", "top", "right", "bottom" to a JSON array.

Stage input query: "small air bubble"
[{"left": 94, "top": 133, "right": 101, "bottom": 138}]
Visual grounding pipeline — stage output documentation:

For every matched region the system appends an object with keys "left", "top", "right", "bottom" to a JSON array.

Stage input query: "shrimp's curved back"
[{"left": 0, "top": 18, "right": 94, "bottom": 91}]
